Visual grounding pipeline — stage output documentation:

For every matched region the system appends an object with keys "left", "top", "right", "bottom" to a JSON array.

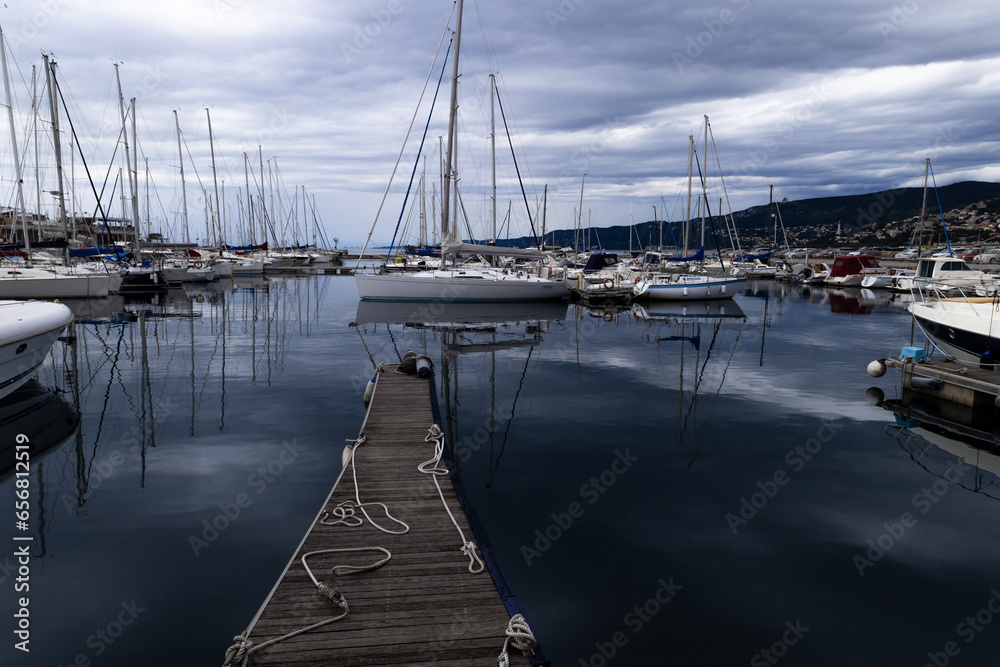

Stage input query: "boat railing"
[{"left": 911, "top": 277, "right": 1000, "bottom": 313}]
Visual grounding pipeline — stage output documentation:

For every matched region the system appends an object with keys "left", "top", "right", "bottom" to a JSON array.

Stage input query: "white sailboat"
[
  {"left": 355, "top": 0, "right": 568, "bottom": 303},
  {"left": 634, "top": 116, "right": 746, "bottom": 301},
  {"left": 0, "top": 38, "right": 118, "bottom": 298}
]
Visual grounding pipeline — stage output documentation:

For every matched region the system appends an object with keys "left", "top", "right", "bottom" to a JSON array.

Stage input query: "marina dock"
[
  {"left": 873, "top": 352, "right": 1000, "bottom": 409},
  {"left": 224, "top": 362, "right": 545, "bottom": 667}
]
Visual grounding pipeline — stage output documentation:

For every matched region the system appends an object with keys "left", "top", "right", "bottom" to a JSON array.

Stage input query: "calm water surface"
[{"left": 2, "top": 276, "right": 999, "bottom": 666}]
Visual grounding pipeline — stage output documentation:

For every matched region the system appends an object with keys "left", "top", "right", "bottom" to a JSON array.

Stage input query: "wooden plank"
[{"left": 229, "top": 365, "right": 539, "bottom": 667}]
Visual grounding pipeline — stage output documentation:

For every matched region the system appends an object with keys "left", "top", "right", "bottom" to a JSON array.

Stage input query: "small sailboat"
[
  {"left": 354, "top": 0, "right": 568, "bottom": 303},
  {"left": 633, "top": 117, "right": 746, "bottom": 301}
]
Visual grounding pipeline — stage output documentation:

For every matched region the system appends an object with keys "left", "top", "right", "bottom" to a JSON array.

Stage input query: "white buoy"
[{"left": 867, "top": 360, "right": 887, "bottom": 378}]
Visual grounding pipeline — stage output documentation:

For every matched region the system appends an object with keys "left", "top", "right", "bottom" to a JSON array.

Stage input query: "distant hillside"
[{"left": 494, "top": 181, "right": 1000, "bottom": 250}]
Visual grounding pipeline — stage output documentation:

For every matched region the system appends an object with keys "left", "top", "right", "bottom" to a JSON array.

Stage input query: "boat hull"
[
  {"left": 0, "top": 301, "right": 74, "bottom": 401},
  {"left": 635, "top": 276, "right": 746, "bottom": 301},
  {"left": 0, "top": 269, "right": 115, "bottom": 298},
  {"left": 910, "top": 301, "right": 1000, "bottom": 365},
  {"left": 355, "top": 270, "right": 569, "bottom": 302}
]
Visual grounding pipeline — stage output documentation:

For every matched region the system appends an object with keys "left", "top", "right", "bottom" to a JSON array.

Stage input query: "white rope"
[
  {"left": 334, "top": 434, "right": 410, "bottom": 535},
  {"left": 420, "top": 423, "right": 485, "bottom": 574},
  {"left": 497, "top": 614, "right": 537, "bottom": 667},
  {"left": 222, "top": 548, "right": 391, "bottom": 667}
]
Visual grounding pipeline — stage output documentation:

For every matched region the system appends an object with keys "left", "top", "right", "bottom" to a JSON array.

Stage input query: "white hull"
[
  {"left": 0, "top": 301, "right": 74, "bottom": 401},
  {"left": 0, "top": 267, "right": 115, "bottom": 298},
  {"left": 634, "top": 275, "right": 746, "bottom": 301},
  {"left": 355, "top": 269, "right": 569, "bottom": 302},
  {"left": 825, "top": 275, "right": 863, "bottom": 287}
]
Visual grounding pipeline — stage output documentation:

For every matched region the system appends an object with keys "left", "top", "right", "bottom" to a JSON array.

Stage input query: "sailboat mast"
[
  {"left": 173, "top": 110, "right": 189, "bottom": 244},
  {"left": 441, "top": 0, "right": 465, "bottom": 245},
  {"left": 244, "top": 152, "right": 252, "bottom": 245},
  {"left": 542, "top": 184, "right": 547, "bottom": 250},
  {"left": 490, "top": 73, "right": 496, "bottom": 248},
  {"left": 1, "top": 29, "right": 30, "bottom": 254},
  {"left": 114, "top": 63, "right": 141, "bottom": 261},
  {"left": 700, "top": 115, "right": 708, "bottom": 250},
  {"left": 46, "top": 57, "right": 70, "bottom": 265},
  {"left": 206, "top": 107, "right": 224, "bottom": 253},
  {"left": 917, "top": 157, "right": 930, "bottom": 259},
  {"left": 684, "top": 134, "right": 693, "bottom": 256},
  {"left": 576, "top": 172, "right": 586, "bottom": 252}
]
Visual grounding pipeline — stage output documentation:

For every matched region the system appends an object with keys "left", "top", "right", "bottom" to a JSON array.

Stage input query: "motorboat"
[
  {"left": 908, "top": 280, "right": 1000, "bottom": 365},
  {"left": 824, "top": 254, "right": 882, "bottom": 287},
  {"left": 0, "top": 300, "right": 74, "bottom": 401}
]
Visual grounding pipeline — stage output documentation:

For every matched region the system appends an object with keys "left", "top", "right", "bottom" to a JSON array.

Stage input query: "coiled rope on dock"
[
  {"left": 497, "top": 614, "right": 537, "bottom": 667},
  {"left": 420, "top": 423, "right": 485, "bottom": 574},
  {"left": 320, "top": 434, "right": 410, "bottom": 535}
]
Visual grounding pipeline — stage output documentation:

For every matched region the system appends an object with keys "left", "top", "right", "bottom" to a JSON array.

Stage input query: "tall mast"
[
  {"left": 700, "top": 115, "right": 708, "bottom": 250},
  {"left": 46, "top": 56, "right": 69, "bottom": 265},
  {"left": 541, "top": 184, "right": 548, "bottom": 250},
  {"left": 244, "top": 152, "right": 252, "bottom": 245},
  {"left": 114, "top": 63, "right": 141, "bottom": 261},
  {"left": 206, "top": 107, "right": 223, "bottom": 254},
  {"left": 917, "top": 157, "right": 930, "bottom": 258},
  {"left": 174, "top": 110, "right": 189, "bottom": 244},
  {"left": 489, "top": 73, "right": 496, "bottom": 247},
  {"left": 684, "top": 134, "right": 693, "bottom": 256},
  {"left": 32, "top": 65, "right": 39, "bottom": 249},
  {"left": 576, "top": 172, "right": 586, "bottom": 252},
  {"left": 767, "top": 184, "right": 774, "bottom": 251},
  {"left": 441, "top": 0, "right": 465, "bottom": 244},
  {"left": 1, "top": 29, "right": 30, "bottom": 254}
]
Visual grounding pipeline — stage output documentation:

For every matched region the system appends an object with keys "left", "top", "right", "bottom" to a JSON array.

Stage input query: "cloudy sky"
[{"left": 1, "top": 0, "right": 998, "bottom": 247}]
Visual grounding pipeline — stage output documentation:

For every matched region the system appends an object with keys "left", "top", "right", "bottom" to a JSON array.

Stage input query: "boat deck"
[{"left": 224, "top": 364, "right": 544, "bottom": 666}]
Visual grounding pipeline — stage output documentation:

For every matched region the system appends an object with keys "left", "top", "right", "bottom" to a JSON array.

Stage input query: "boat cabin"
[
  {"left": 829, "top": 254, "right": 880, "bottom": 278},
  {"left": 914, "top": 256, "right": 981, "bottom": 279}
]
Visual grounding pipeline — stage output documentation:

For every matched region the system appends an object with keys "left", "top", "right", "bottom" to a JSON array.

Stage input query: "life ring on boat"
[
  {"left": 634, "top": 276, "right": 641, "bottom": 284},
  {"left": 193, "top": 261, "right": 203, "bottom": 269},
  {"left": 603, "top": 312, "right": 614, "bottom": 322},
  {"left": 603, "top": 278, "right": 614, "bottom": 289}
]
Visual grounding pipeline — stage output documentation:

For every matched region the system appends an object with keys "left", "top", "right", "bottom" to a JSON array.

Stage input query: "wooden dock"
[
  {"left": 879, "top": 355, "right": 1000, "bottom": 409},
  {"left": 224, "top": 364, "right": 544, "bottom": 667}
]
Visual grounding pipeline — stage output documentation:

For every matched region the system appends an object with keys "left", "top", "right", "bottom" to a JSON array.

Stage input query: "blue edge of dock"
[{"left": 428, "top": 372, "right": 551, "bottom": 667}]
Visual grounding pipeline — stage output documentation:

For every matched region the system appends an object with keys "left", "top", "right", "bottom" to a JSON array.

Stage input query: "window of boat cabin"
[
  {"left": 918, "top": 260, "right": 934, "bottom": 277},
  {"left": 943, "top": 261, "right": 968, "bottom": 271}
]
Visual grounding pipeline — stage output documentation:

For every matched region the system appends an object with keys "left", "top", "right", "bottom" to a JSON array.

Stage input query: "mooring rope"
[
  {"left": 420, "top": 423, "right": 485, "bottom": 574},
  {"left": 323, "top": 434, "right": 410, "bottom": 534},
  {"left": 497, "top": 614, "right": 537, "bottom": 667},
  {"left": 222, "top": 547, "right": 391, "bottom": 667}
]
